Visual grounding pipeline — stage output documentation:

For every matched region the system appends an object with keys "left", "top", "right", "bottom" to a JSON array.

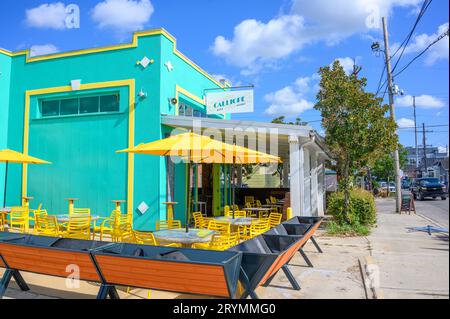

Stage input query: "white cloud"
[
  {"left": 264, "top": 75, "right": 317, "bottom": 117},
  {"left": 403, "top": 23, "right": 449, "bottom": 65},
  {"left": 333, "top": 57, "right": 355, "bottom": 75},
  {"left": 91, "top": 0, "right": 154, "bottom": 35},
  {"left": 396, "top": 94, "right": 446, "bottom": 109},
  {"left": 397, "top": 118, "right": 415, "bottom": 128},
  {"left": 29, "top": 44, "right": 59, "bottom": 57},
  {"left": 25, "top": 2, "right": 68, "bottom": 30},
  {"left": 212, "top": 0, "right": 421, "bottom": 71}
]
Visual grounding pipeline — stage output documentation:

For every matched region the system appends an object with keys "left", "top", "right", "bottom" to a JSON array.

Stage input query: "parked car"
[
  {"left": 410, "top": 178, "right": 447, "bottom": 201},
  {"left": 388, "top": 182, "right": 396, "bottom": 193}
]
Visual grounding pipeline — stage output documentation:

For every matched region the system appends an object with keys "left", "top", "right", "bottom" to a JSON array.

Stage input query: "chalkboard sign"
[{"left": 401, "top": 193, "right": 416, "bottom": 215}]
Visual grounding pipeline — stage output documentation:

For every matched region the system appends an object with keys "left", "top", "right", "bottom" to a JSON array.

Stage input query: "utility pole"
[
  {"left": 382, "top": 17, "right": 402, "bottom": 213},
  {"left": 422, "top": 123, "right": 427, "bottom": 175},
  {"left": 413, "top": 96, "right": 419, "bottom": 169}
]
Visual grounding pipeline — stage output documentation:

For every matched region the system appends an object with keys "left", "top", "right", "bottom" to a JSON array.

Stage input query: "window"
[
  {"left": 41, "top": 100, "right": 59, "bottom": 117},
  {"left": 80, "top": 96, "right": 99, "bottom": 114},
  {"left": 178, "top": 102, "right": 206, "bottom": 118},
  {"left": 40, "top": 93, "right": 120, "bottom": 118}
]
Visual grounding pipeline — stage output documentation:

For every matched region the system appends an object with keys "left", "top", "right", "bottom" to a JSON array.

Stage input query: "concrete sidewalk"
[
  {"left": 368, "top": 198, "right": 449, "bottom": 299},
  {"left": 2, "top": 198, "right": 448, "bottom": 299}
]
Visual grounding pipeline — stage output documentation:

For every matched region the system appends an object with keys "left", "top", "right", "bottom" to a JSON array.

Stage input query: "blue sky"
[{"left": 0, "top": 0, "right": 448, "bottom": 152}]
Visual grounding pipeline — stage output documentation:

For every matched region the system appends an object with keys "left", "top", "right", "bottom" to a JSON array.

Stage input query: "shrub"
[{"left": 327, "top": 188, "right": 377, "bottom": 227}]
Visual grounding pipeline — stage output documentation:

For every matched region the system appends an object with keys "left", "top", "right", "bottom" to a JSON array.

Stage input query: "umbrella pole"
[
  {"left": 186, "top": 159, "right": 191, "bottom": 233},
  {"left": 3, "top": 161, "right": 8, "bottom": 208},
  {"left": 232, "top": 160, "right": 236, "bottom": 219}
]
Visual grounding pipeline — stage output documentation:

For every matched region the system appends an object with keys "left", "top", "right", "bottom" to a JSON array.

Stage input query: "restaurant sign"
[{"left": 206, "top": 89, "right": 254, "bottom": 114}]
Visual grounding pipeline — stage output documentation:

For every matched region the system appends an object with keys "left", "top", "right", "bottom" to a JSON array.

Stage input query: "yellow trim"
[
  {"left": 2, "top": 28, "right": 224, "bottom": 88},
  {"left": 176, "top": 85, "right": 205, "bottom": 107},
  {"left": 22, "top": 79, "right": 135, "bottom": 216}
]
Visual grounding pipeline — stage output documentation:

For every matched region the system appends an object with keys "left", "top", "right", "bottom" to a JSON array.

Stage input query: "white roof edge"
[{"left": 161, "top": 115, "right": 313, "bottom": 137}]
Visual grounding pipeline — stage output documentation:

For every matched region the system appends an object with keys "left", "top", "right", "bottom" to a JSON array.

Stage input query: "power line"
[
  {"left": 391, "top": 0, "right": 433, "bottom": 73},
  {"left": 393, "top": 28, "right": 450, "bottom": 78}
]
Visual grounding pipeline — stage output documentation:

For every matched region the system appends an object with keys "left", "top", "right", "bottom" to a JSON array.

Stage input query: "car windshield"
[{"left": 420, "top": 178, "right": 440, "bottom": 186}]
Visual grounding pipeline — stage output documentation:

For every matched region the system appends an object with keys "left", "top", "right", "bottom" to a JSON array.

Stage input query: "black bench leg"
[
  {"left": 96, "top": 284, "right": 109, "bottom": 299},
  {"left": 107, "top": 286, "right": 120, "bottom": 299},
  {"left": 0, "top": 269, "right": 30, "bottom": 298},
  {"left": 299, "top": 249, "right": 314, "bottom": 267},
  {"left": 311, "top": 236, "right": 323, "bottom": 253},
  {"left": 282, "top": 265, "right": 301, "bottom": 291},
  {"left": 262, "top": 273, "right": 276, "bottom": 287}
]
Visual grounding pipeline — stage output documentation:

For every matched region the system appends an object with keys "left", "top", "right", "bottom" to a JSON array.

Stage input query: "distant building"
[{"left": 404, "top": 146, "right": 449, "bottom": 184}]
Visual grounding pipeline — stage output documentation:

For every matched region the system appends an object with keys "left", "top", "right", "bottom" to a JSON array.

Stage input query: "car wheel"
[
  {"left": 413, "top": 193, "right": 417, "bottom": 200},
  {"left": 419, "top": 193, "right": 424, "bottom": 201},
  {"left": 442, "top": 197, "right": 447, "bottom": 201}
]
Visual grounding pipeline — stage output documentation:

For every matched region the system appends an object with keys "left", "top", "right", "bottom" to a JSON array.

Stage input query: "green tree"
[
  {"left": 271, "top": 116, "right": 308, "bottom": 126},
  {"left": 315, "top": 60, "right": 398, "bottom": 221},
  {"left": 371, "top": 144, "right": 408, "bottom": 182}
]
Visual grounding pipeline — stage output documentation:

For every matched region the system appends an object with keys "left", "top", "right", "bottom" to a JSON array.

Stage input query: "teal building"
[{"left": 0, "top": 29, "right": 229, "bottom": 230}]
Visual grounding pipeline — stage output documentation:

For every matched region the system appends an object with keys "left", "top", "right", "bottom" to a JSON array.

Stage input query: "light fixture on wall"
[
  {"left": 170, "top": 97, "right": 178, "bottom": 105},
  {"left": 71, "top": 79, "right": 81, "bottom": 90},
  {"left": 138, "top": 88, "right": 147, "bottom": 98}
]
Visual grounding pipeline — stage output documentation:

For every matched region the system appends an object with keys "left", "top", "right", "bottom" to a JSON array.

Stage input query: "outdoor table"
[
  {"left": 243, "top": 207, "right": 272, "bottom": 218},
  {"left": 162, "top": 202, "right": 178, "bottom": 221},
  {"left": 153, "top": 228, "right": 217, "bottom": 248},
  {"left": 111, "top": 200, "right": 126, "bottom": 213},
  {"left": 215, "top": 216, "right": 260, "bottom": 227},
  {"left": 65, "top": 198, "right": 79, "bottom": 215},
  {"left": 56, "top": 214, "right": 100, "bottom": 223}
]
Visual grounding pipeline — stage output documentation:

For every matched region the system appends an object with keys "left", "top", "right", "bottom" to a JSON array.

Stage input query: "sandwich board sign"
[{"left": 206, "top": 89, "right": 254, "bottom": 115}]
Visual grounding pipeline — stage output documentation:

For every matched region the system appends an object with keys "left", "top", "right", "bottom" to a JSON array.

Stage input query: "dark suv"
[{"left": 410, "top": 178, "right": 447, "bottom": 201}]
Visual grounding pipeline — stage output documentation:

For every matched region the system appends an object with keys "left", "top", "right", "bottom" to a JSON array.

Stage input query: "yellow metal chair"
[
  {"left": 193, "top": 232, "right": 239, "bottom": 251},
  {"left": 60, "top": 216, "right": 92, "bottom": 240},
  {"left": 113, "top": 215, "right": 134, "bottom": 243},
  {"left": 270, "top": 196, "right": 277, "bottom": 204},
  {"left": 156, "top": 220, "right": 182, "bottom": 231},
  {"left": 244, "top": 196, "right": 254, "bottom": 205},
  {"left": 232, "top": 210, "right": 247, "bottom": 218},
  {"left": 268, "top": 212, "right": 282, "bottom": 228},
  {"left": 133, "top": 230, "right": 157, "bottom": 245},
  {"left": 207, "top": 220, "right": 231, "bottom": 235},
  {"left": 255, "top": 200, "right": 262, "bottom": 208},
  {"left": 248, "top": 219, "right": 269, "bottom": 238},
  {"left": 35, "top": 213, "right": 59, "bottom": 237},
  {"left": 9, "top": 206, "right": 29, "bottom": 233},
  {"left": 92, "top": 210, "right": 121, "bottom": 240},
  {"left": 71, "top": 208, "right": 91, "bottom": 217},
  {"left": 245, "top": 202, "right": 253, "bottom": 209},
  {"left": 223, "top": 205, "right": 231, "bottom": 217},
  {"left": 265, "top": 198, "right": 271, "bottom": 205},
  {"left": 192, "top": 212, "right": 209, "bottom": 229},
  {"left": 0, "top": 211, "right": 6, "bottom": 231}
]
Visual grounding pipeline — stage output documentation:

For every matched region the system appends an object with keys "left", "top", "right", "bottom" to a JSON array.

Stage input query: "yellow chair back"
[
  {"left": 231, "top": 210, "right": 246, "bottom": 218},
  {"left": 269, "top": 213, "right": 282, "bottom": 228},
  {"left": 64, "top": 216, "right": 91, "bottom": 240},
  {"left": 250, "top": 219, "right": 269, "bottom": 237},
  {"left": 9, "top": 206, "right": 29, "bottom": 233},
  {"left": 270, "top": 196, "right": 277, "bottom": 204},
  {"left": 156, "top": 220, "right": 182, "bottom": 231},
  {"left": 244, "top": 196, "right": 254, "bottom": 204},
  {"left": 35, "top": 214, "right": 59, "bottom": 237},
  {"left": 207, "top": 220, "right": 231, "bottom": 235},
  {"left": 133, "top": 231, "right": 157, "bottom": 246},
  {"left": 192, "top": 212, "right": 208, "bottom": 228},
  {"left": 71, "top": 208, "right": 90, "bottom": 217}
]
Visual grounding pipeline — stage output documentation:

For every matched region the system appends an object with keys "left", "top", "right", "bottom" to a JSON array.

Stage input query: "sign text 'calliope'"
[{"left": 206, "top": 89, "right": 254, "bottom": 115}]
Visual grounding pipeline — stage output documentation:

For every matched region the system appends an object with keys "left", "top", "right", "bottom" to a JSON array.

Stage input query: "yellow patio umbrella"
[
  {"left": 117, "top": 132, "right": 281, "bottom": 229},
  {"left": 0, "top": 149, "right": 51, "bottom": 208}
]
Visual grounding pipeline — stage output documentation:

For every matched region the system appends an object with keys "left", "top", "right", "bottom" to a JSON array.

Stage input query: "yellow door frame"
[{"left": 22, "top": 79, "right": 136, "bottom": 215}]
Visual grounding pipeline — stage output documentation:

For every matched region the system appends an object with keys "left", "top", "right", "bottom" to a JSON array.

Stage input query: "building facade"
[{"left": 1, "top": 29, "right": 328, "bottom": 230}]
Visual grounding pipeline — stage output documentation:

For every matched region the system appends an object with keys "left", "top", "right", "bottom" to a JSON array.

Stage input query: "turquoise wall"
[
  {"left": 3, "top": 30, "right": 225, "bottom": 230},
  {"left": 0, "top": 52, "right": 11, "bottom": 207}
]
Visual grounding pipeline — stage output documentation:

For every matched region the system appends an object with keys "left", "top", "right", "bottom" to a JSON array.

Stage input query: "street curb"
[
  {"left": 358, "top": 256, "right": 384, "bottom": 299},
  {"left": 416, "top": 213, "right": 446, "bottom": 229}
]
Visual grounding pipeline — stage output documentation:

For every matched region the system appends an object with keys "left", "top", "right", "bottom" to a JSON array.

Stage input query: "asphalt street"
[{"left": 414, "top": 197, "right": 449, "bottom": 229}]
